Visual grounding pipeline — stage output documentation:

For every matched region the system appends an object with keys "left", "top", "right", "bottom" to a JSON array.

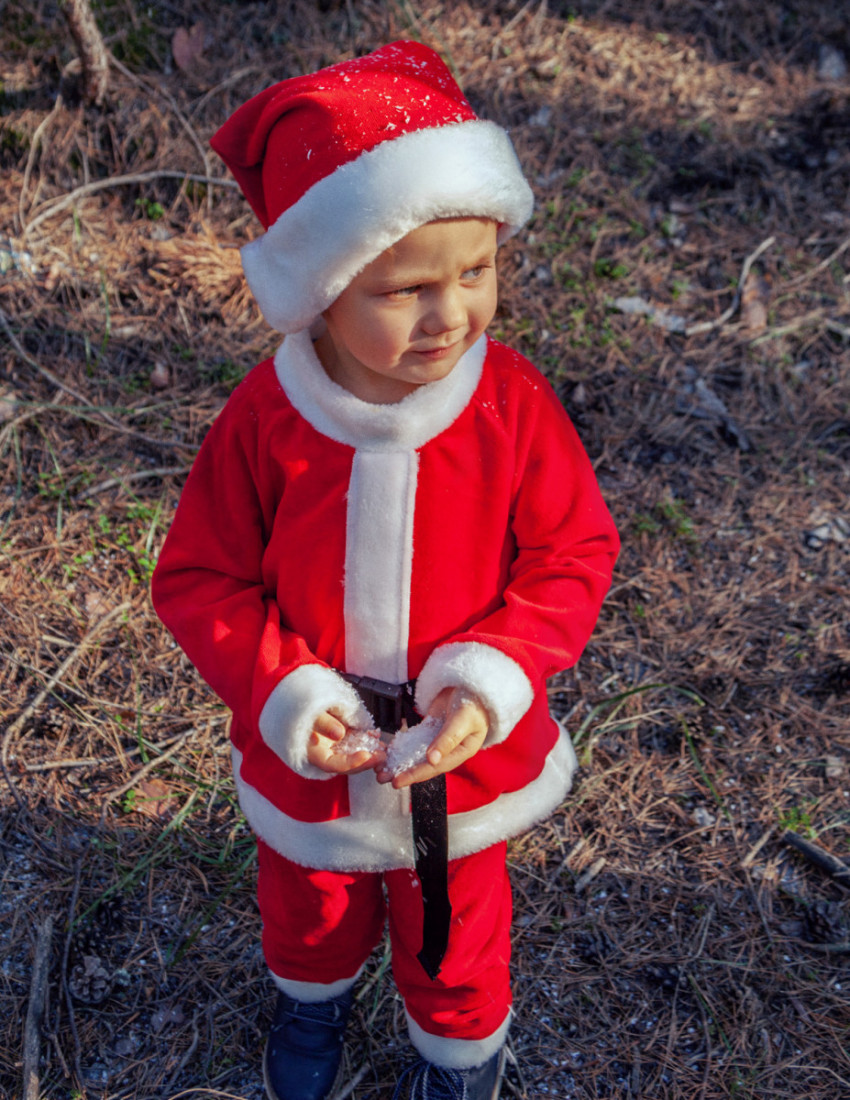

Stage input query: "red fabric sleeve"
[
  {"left": 416, "top": 371, "right": 619, "bottom": 733},
  {"left": 151, "top": 376, "right": 321, "bottom": 732}
]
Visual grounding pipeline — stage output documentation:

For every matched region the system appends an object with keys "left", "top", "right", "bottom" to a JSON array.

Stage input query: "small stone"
[
  {"left": 0, "top": 389, "right": 16, "bottom": 422},
  {"left": 817, "top": 44, "right": 847, "bottom": 82},
  {"left": 150, "top": 361, "right": 170, "bottom": 389},
  {"left": 152, "top": 1003, "right": 186, "bottom": 1032},
  {"left": 528, "top": 105, "right": 552, "bottom": 127}
]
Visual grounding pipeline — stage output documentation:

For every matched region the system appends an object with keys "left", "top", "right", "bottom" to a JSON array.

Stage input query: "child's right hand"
[{"left": 306, "top": 711, "right": 387, "bottom": 775}]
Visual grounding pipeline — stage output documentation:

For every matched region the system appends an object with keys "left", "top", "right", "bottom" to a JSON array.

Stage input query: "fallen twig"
[
  {"left": 80, "top": 465, "right": 190, "bottom": 498},
  {"left": 0, "top": 306, "right": 97, "bottom": 408},
  {"left": 749, "top": 307, "right": 850, "bottom": 344},
  {"left": 784, "top": 232, "right": 850, "bottom": 289},
  {"left": 573, "top": 856, "right": 606, "bottom": 893},
  {"left": 100, "top": 732, "right": 192, "bottom": 818},
  {"left": 741, "top": 826, "right": 775, "bottom": 869},
  {"left": 108, "top": 52, "right": 213, "bottom": 212},
  {"left": 685, "top": 237, "right": 775, "bottom": 336},
  {"left": 22, "top": 915, "right": 54, "bottom": 1100},
  {"left": 163, "top": 1010, "right": 202, "bottom": 1095},
  {"left": 788, "top": 938, "right": 850, "bottom": 955},
  {"left": 22, "top": 169, "right": 237, "bottom": 237},
  {"left": 782, "top": 831, "right": 850, "bottom": 889},
  {"left": 333, "top": 1064, "right": 369, "bottom": 1100},
  {"left": 19, "top": 95, "right": 65, "bottom": 230},
  {"left": 60, "top": 865, "right": 84, "bottom": 1091},
  {"left": 63, "top": 0, "right": 110, "bottom": 105},
  {"left": 688, "top": 901, "right": 717, "bottom": 963},
  {"left": 23, "top": 731, "right": 191, "bottom": 773},
  {"left": 2, "top": 602, "right": 131, "bottom": 807},
  {"left": 0, "top": 307, "right": 192, "bottom": 452}
]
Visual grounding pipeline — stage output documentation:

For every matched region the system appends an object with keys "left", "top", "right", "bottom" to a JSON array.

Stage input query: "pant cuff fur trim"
[
  {"left": 269, "top": 966, "right": 363, "bottom": 1003},
  {"left": 405, "top": 1008, "right": 511, "bottom": 1069}
]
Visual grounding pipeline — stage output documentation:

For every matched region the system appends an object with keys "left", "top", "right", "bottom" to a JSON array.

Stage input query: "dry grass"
[{"left": 1, "top": 1, "right": 849, "bottom": 1097}]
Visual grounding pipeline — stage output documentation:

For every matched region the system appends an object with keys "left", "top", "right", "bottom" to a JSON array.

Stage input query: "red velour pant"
[{"left": 256, "top": 839, "right": 513, "bottom": 1046}]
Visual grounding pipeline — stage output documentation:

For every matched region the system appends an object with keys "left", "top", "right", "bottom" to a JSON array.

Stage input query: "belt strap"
[
  {"left": 341, "top": 672, "right": 452, "bottom": 980},
  {"left": 409, "top": 774, "right": 451, "bottom": 980}
]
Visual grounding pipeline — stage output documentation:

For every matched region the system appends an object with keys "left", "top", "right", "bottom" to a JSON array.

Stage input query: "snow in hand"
[
  {"left": 385, "top": 715, "right": 443, "bottom": 776},
  {"left": 337, "top": 728, "right": 384, "bottom": 756}
]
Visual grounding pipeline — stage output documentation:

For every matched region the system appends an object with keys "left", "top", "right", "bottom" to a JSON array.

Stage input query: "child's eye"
[
  {"left": 462, "top": 265, "right": 486, "bottom": 279},
  {"left": 386, "top": 285, "right": 421, "bottom": 298}
]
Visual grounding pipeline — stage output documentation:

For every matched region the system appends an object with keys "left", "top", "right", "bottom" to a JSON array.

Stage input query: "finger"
[
  {"left": 385, "top": 728, "right": 485, "bottom": 788},
  {"left": 344, "top": 747, "right": 387, "bottom": 774},
  {"left": 314, "top": 712, "right": 348, "bottom": 742},
  {"left": 313, "top": 742, "right": 386, "bottom": 776},
  {"left": 383, "top": 758, "right": 441, "bottom": 789},
  {"left": 426, "top": 709, "right": 485, "bottom": 766},
  {"left": 425, "top": 685, "right": 454, "bottom": 722}
]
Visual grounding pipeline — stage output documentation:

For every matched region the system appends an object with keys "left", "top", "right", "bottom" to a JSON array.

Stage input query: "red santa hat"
[{"left": 211, "top": 40, "right": 534, "bottom": 333}]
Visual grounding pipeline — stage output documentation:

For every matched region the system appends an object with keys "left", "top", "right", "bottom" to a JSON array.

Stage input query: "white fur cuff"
[
  {"left": 258, "top": 664, "right": 374, "bottom": 780},
  {"left": 406, "top": 1008, "right": 511, "bottom": 1069},
  {"left": 270, "top": 968, "right": 363, "bottom": 1003},
  {"left": 415, "top": 642, "right": 534, "bottom": 746}
]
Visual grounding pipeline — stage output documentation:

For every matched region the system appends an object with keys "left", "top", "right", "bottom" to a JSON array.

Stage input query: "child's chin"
[{"left": 406, "top": 355, "right": 463, "bottom": 384}]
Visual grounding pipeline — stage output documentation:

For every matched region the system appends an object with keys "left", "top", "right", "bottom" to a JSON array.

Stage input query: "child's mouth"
[{"left": 414, "top": 342, "right": 458, "bottom": 360}]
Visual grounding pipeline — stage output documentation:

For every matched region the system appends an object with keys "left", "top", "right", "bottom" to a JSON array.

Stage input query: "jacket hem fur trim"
[{"left": 232, "top": 722, "right": 577, "bottom": 872}]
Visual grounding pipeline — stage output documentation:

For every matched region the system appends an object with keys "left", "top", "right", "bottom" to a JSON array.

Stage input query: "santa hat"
[{"left": 211, "top": 40, "right": 534, "bottom": 333}]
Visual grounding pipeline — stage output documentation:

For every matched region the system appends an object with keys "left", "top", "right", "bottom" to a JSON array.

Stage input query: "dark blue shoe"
[
  {"left": 392, "top": 1049, "right": 504, "bottom": 1099},
  {"left": 263, "top": 989, "right": 352, "bottom": 1100}
]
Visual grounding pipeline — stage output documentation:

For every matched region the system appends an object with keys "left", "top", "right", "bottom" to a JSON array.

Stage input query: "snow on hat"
[{"left": 211, "top": 40, "right": 534, "bottom": 333}]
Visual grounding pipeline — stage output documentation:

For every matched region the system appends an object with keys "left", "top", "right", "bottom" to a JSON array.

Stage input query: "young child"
[{"left": 152, "top": 40, "right": 619, "bottom": 1100}]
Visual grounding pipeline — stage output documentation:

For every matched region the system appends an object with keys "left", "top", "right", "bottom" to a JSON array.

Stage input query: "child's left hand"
[{"left": 376, "top": 686, "right": 489, "bottom": 789}]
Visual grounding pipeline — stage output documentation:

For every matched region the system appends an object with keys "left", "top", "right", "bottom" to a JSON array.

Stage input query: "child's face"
[{"left": 316, "top": 217, "right": 498, "bottom": 404}]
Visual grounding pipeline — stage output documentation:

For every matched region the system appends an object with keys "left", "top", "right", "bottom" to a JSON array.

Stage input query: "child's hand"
[
  {"left": 376, "top": 686, "right": 489, "bottom": 789},
  {"left": 306, "top": 712, "right": 387, "bottom": 775}
]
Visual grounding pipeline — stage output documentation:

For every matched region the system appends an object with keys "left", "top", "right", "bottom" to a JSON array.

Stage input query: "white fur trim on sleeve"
[
  {"left": 415, "top": 642, "right": 534, "bottom": 747},
  {"left": 258, "top": 664, "right": 374, "bottom": 780}
]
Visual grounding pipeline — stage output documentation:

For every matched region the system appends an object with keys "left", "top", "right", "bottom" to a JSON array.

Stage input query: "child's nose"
[{"left": 422, "top": 288, "right": 465, "bottom": 334}]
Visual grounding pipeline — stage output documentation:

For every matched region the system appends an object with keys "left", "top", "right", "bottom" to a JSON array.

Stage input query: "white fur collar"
[{"left": 273, "top": 329, "right": 485, "bottom": 452}]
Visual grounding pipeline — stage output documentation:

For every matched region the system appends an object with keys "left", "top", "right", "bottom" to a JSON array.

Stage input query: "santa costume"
[{"left": 151, "top": 38, "right": 619, "bottom": 1082}]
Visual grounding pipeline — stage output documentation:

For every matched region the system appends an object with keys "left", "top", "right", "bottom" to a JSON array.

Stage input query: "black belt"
[{"left": 341, "top": 672, "right": 451, "bottom": 980}]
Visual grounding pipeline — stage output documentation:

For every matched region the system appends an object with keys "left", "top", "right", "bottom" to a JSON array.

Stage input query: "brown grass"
[{"left": 1, "top": 1, "right": 849, "bottom": 1097}]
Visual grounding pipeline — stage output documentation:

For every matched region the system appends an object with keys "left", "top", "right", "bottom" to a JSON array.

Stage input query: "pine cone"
[
  {"left": 68, "top": 895, "right": 125, "bottom": 1002},
  {"left": 802, "top": 900, "right": 847, "bottom": 944},
  {"left": 68, "top": 954, "right": 113, "bottom": 1003}
]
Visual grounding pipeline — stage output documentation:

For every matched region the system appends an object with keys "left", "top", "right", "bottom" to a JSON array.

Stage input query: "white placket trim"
[
  {"left": 273, "top": 331, "right": 487, "bottom": 827},
  {"left": 344, "top": 449, "right": 419, "bottom": 822},
  {"left": 344, "top": 449, "right": 418, "bottom": 685}
]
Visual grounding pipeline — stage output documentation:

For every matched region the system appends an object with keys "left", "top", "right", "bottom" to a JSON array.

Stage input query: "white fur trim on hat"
[
  {"left": 415, "top": 641, "right": 535, "bottom": 746},
  {"left": 258, "top": 663, "right": 374, "bottom": 780},
  {"left": 242, "top": 119, "right": 533, "bottom": 333}
]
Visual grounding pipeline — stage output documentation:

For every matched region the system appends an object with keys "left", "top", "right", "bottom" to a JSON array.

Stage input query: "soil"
[{"left": 1, "top": 2, "right": 849, "bottom": 1098}]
